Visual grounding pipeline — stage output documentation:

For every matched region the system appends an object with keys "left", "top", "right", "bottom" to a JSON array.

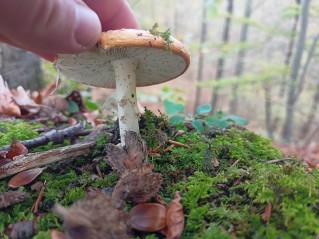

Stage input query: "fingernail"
[{"left": 74, "top": 6, "right": 101, "bottom": 49}]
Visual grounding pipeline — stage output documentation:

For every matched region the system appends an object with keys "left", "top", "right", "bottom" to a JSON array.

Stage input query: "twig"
[
  {"left": 0, "top": 122, "right": 86, "bottom": 154},
  {"left": 31, "top": 184, "right": 45, "bottom": 213},
  {"left": 167, "top": 140, "right": 190, "bottom": 148},
  {"left": 267, "top": 158, "right": 292, "bottom": 164},
  {"left": 0, "top": 141, "right": 94, "bottom": 179}
]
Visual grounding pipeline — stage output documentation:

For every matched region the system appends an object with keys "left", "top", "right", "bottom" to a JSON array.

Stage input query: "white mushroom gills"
[{"left": 112, "top": 58, "right": 139, "bottom": 146}]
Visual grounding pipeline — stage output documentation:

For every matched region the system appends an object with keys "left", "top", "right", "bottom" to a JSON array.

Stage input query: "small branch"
[
  {"left": 0, "top": 141, "right": 94, "bottom": 179},
  {"left": 0, "top": 122, "right": 87, "bottom": 155},
  {"left": 267, "top": 158, "right": 293, "bottom": 164}
]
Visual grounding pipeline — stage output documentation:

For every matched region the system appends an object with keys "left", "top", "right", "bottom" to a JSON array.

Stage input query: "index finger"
[{"left": 84, "top": 0, "right": 139, "bottom": 31}]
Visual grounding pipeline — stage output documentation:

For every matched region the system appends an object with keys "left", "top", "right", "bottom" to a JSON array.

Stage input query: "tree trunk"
[
  {"left": 299, "top": 72, "right": 319, "bottom": 139},
  {"left": 229, "top": 0, "right": 252, "bottom": 114},
  {"left": 194, "top": 0, "right": 208, "bottom": 110},
  {"left": 211, "top": 0, "right": 234, "bottom": 111},
  {"left": 281, "top": 0, "right": 311, "bottom": 142},
  {"left": 264, "top": 86, "right": 274, "bottom": 139},
  {"left": 279, "top": 0, "right": 301, "bottom": 97},
  {"left": 0, "top": 43, "right": 43, "bottom": 91}
]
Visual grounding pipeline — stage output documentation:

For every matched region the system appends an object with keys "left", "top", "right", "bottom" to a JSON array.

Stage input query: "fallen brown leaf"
[
  {"left": 8, "top": 168, "right": 44, "bottom": 189},
  {"left": 0, "top": 75, "right": 21, "bottom": 117},
  {"left": 163, "top": 191, "right": 185, "bottom": 239},
  {"left": 5, "top": 139, "right": 28, "bottom": 159},
  {"left": 11, "top": 86, "right": 40, "bottom": 116}
]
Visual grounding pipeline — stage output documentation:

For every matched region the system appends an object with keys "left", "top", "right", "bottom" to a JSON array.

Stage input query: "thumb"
[{"left": 0, "top": 0, "right": 101, "bottom": 54}]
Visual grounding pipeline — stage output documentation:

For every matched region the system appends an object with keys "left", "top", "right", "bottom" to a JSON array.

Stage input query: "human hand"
[{"left": 0, "top": 0, "right": 138, "bottom": 61}]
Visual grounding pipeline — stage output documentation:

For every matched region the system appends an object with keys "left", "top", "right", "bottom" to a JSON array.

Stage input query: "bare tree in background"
[
  {"left": 279, "top": 0, "right": 301, "bottom": 97},
  {"left": 211, "top": 0, "right": 234, "bottom": 111},
  {"left": 0, "top": 43, "right": 43, "bottom": 91},
  {"left": 229, "top": 0, "right": 252, "bottom": 114},
  {"left": 282, "top": 0, "right": 311, "bottom": 142},
  {"left": 194, "top": 0, "right": 208, "bottom": 110},
  {"left": 298, "top": 33, "right": 319, "bottom": 139}
]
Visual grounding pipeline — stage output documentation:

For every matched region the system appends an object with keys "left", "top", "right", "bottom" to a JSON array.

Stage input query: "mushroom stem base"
[{"left": 112, "top": 58, "right": 139, "bottom": 146}]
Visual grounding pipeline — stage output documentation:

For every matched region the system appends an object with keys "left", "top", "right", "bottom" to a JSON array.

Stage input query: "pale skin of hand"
[{"left": 0, "top": 0, "right": 138, "bottom": 61}]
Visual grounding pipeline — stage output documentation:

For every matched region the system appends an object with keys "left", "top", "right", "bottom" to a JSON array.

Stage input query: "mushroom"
[{"left": 55, "top": 29, "right": 190, "bottom": 146}]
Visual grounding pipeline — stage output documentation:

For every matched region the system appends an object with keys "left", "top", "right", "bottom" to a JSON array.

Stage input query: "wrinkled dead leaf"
[
  {"left": 11, "top": 86, "right": 40, "bottom": 116},
  {"left": 0, "top": 191, "right": 29, "bottom": 209},
  {"left": 163, "top": 191, "right": 184, "bottom": 239},
  {"left": 5, "top": 139, "right": 28, "bottom": 159},
  {"left": 0, "top": 75, "right": 21, "bottom": 117},
  {"left": 8, "top": 168, "right": 44, "bottom": 189}
]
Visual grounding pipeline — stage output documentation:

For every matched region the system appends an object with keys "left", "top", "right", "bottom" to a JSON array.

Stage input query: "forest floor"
[{"left": 0, "top": 79, "right": 319, "bottom": 239}]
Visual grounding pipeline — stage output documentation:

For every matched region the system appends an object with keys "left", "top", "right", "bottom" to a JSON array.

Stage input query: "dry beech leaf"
[
  {"left": 5, "top": 139, "right": 28, "bottom": 159},
  {"left": 163, "top": 191, "right": 185, "bottom": 239},
  {"left": 130, "top": 203, "right": 167, "bottom": 232},
  {"left": 0, "top": 191, "right": 29, "bottom": 209},
  {"left": 0, "top": 75, "right": 21, "bottom": 117},
  {"left": 50, "top": 230, "right": 65, "bottom": 239},
  {"left": 8, "top": 168, "right": 44, "bottom": 189},
  {"left": 11, "top": 86, "right": 40, "bottom": 116}
]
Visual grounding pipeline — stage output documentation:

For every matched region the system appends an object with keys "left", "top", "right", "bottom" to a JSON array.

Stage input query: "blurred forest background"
[
  {"left": 0, "top": 0, "right": 318, "bottom": 145},
  {"left": 129, "top": 0, "right": 319, "bottom": 144}
]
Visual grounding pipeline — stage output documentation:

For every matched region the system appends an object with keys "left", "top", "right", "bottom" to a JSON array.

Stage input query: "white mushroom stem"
[{"left": 112, "top": 58, "right": 140, "bottom": 146}]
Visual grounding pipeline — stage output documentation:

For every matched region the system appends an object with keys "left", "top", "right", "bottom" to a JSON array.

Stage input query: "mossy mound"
[{"left": 0, "top": 113, "right": 319, "bottom": 238}]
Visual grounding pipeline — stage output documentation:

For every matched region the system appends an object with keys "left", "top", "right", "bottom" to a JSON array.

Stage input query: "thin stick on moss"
[
  {"left": 0, "top": 121, "right": 87, "bottom": 154},
  {"left": 0, "top": 141, "right": 94, "bottom": 179}
]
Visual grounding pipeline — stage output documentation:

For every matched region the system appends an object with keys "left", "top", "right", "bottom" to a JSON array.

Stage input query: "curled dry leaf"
[
  {"left": 0, "top": 191, "right": 29, "bottom": 209},
  {"left": 8, "top": 167, "right": 44, "bottom": 189},
  {"left": 50, "top": 230, "right": 65, "bottom": 239},
  {"left": 163, "top": 191, "right": 185, "bottom": 239},
  {"left": 130, "top": 203, "right": 167, "bottom": 232},
  {"left": 11, "top": 86, "right": 41, "bottom": 116},
  {"left": 5, "top": 139, "right": 28, "bottom": 159},
  {"left": 0, "top": 75, "right": 21, "bottom": 117}
]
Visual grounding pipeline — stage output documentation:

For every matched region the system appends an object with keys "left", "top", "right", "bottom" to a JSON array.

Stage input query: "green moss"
[
  {"left": 0, "top": 120, "right": 40, "bottom": 146},
  {"left": 32, "top": 230, "right": 51, "bottom": 239},
  {"left": 2, "top": 111, "right": 319, "bottom": 239},
  {"left": 140, "top": 108, "right": 171, "bottom": 149},
  {"left": 92, "top": 173, "right": 119, "bottom": 188},
  {"left": 36, "top": 213, "right": 61, "bottom": 232},
  {"left": 91, "top": 134, "right": 110, "bottom": 157}
]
